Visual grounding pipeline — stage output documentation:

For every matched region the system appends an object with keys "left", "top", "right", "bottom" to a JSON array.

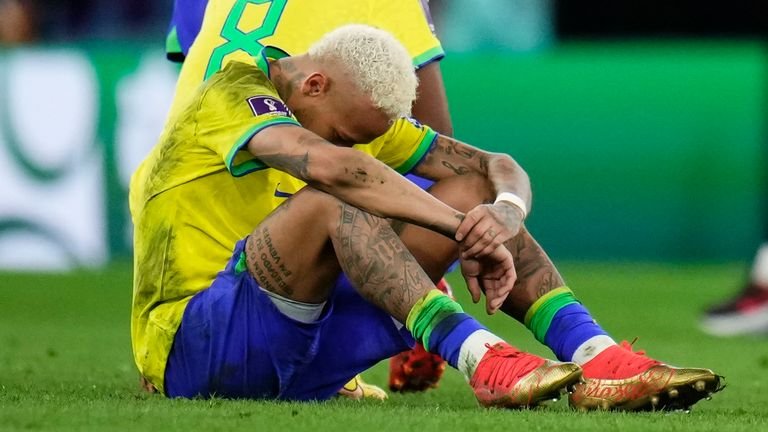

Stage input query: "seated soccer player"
[
  {"left": 131, "top": 24, "right": 722, "bottom": 410},
  {"left": 164, "top": 0, "right": 455, "bottom": 396}
]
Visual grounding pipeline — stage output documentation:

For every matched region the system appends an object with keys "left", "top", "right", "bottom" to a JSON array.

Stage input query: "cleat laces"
[
  {"left": 608, "top": 339, "right": 660, "bottom": 376},
  {"left": 583, "top": 338, "right": 661, "bottom": 379},
  {"left": 474, "top": 343, "right": 543, "bottom": 389}
]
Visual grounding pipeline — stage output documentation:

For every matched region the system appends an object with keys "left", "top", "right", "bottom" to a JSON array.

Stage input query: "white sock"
[
  {"left": 457, "top": 330, "right": 503, "bottom": 381},
  {"left": 571, "top": 335, "right": 617, "bottom": 365},
  {"left": 751, "top": 243, "right": 768, "bottom": 286}
]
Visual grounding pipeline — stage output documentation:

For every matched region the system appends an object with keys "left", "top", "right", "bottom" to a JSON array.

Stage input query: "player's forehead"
[
  {"left": 328, "top": 70, "right": 391, "bottom": 141},
  {"left": 339, "top": 100, "right": 391, "bottom": 142}
]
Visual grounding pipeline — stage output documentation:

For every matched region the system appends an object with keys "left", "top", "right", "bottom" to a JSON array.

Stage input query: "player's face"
[{"left": 297, "top": 70, "right": 391, "bottom": 147}]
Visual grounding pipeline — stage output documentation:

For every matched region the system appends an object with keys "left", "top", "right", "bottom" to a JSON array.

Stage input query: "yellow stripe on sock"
[{"left": 523, "top": 286, "right": 573, "bottom": 327}]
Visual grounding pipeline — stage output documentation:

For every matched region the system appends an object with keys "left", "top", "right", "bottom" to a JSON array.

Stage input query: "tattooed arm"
[
  {"left": 248, "top": 124, "right": 466, "bottom": 239},
  {"left": 413, "top": 134, "right": 531, "bottom": 213},
  {"left": 412, "top": 134, "right": 531, "bottom": 258}
]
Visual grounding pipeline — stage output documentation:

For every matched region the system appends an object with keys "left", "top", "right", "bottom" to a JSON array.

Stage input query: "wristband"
[{"left": 494, "top": 192, "right": 528, "bottom": 218}]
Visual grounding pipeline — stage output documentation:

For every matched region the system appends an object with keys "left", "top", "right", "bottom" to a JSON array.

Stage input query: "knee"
[
  {"left": 289, "top": 186, "right": 344, "bottom": 225},
  {"left": 428, "top": 174, "right": 494, "bottom": 214}
]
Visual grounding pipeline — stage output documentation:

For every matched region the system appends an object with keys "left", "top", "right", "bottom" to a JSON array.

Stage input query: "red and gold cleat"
[
  {"left": 569, "top": 340, "right": 723, "bottom": 411},
  {"left": 388, "top": 278, "right": 453, "bottom": 392},
  {"left": 389, "top": 341, "right": 447, "bottom": 392},
  {"left": 470, "top": 342, "right": 582, "bottom": 409}
]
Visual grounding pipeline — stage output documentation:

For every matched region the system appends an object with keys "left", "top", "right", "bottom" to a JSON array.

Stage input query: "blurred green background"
[
  {"left": 444, "top": 41, "right": 767, "bottom": 261},
  {"left": 4, "top": 41, "right": 764, "bottom": 265}
]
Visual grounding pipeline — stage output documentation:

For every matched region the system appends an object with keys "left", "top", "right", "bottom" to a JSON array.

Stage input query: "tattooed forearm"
[
  {"left": 334, "top": 203, "right": 434, "bottom": 322},
  {"left": 418, "top": 135, "right": 502, "bottom": 180},
  {"left": 258, "top": 152, "right": 311, "bottom": 181},
  {"left": 441, "top": 160, "right": 471, "bottom": 175}
]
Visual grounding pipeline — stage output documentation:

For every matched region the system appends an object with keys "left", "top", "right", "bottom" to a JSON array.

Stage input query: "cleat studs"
[
  {"left": 650, "top": 395, "right": 660, "bottom": 406},
  {"left": 694, "top": 380, "right": 707, "bottom": 392},
  {"left": 668, "top": 388, "right": 679, "bottom": 398}
]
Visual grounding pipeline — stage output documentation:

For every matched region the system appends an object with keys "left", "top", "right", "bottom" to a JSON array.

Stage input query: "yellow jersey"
[
  {"left": 130, "top": 48, "right": 438, "bottom": 391},
  {"left": 167, "top": 0, "right": 443, "bottom": 120}
]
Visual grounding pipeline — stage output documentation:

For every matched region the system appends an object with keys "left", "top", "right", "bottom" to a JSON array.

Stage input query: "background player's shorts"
[{"left": 164, "top": 237, "right": 415, "bottom": 400}]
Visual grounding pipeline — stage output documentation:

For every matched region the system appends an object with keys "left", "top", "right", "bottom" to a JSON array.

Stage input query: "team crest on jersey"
[{"left": 247, "top": 96, "right": 293, "bottom": 117}]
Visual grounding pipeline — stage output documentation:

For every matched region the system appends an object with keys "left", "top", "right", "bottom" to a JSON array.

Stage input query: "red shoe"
[
  {"left": 389, "top": 342, "right": 446, "bottom": 392},
  {"left": 388, "top": 279, "right": 453, "bottom": 392},
  {"left": 470, "top": 342, "right": 582, "bottom": 409},
  {"left": 570, "top": 340, "right": 723, "bottom": 411}
]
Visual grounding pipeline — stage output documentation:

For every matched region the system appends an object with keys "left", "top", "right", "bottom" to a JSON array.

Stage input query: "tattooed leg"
[
  {"left": 245, "top": 188, "right": 342, "bottom": 304},
  {"left": 397, "top": 173, "right": 565, "bottom": 323},
  {"left": 332, "top": 203, "right": 435, "bottom": 322},
  {"left": 245, "top": 187, "right": 435, "bottom": 321},
  {"left": 500, "top": 226, "right": 565, "bottom": 321}
]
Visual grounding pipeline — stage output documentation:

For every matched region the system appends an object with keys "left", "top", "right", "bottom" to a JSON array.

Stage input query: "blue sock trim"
[
  {"left": 426, "top": 313, "right": 486, "bottom": 368},
  {"left": 544, "top": 303, "right": 608, "bottom": 361}
]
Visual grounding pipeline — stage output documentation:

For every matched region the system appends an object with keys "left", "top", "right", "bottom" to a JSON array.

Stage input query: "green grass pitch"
[{"left": 2, "top": 261, "right": 768, "bottom": 431}]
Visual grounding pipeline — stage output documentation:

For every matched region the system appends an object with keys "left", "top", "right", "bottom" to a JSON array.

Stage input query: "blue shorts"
[{"left": 164, "top": 238, "right": 415, "bottom": 400}]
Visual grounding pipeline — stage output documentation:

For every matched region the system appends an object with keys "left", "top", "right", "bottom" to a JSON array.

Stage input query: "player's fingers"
[
  {"left": 466, "top": 276, "right": 482, "bottom": 304},
  {"left": 475, "top": 240, "right": 505, "bottom": 260},
  {"left": 503, "top": 256, "right": 517, "bottom": 292},
  {"left": 460, "top": 218, "right": 496, "bottom": 258},
  {"left": 485, "top": 284, "right": 506, "bottom": 314},
  {"left": 490, "top": 277, "right": 513, "bottom": 312},
  {"left": 455, "top": 211, "right": 481, "bottom": 242},
  {"left": 459, "top": 209, "right": 495, "bottom": 246}
]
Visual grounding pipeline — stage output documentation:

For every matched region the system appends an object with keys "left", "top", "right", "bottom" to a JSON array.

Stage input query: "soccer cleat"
[
  {"left": 337, "top": 374, "right": 388, "bottom": 400},
  {"left": 470, "top": 342, "right": 583, "bottom": 409},
  {"left": 389, "top": 341, "right": 447, "bottom": 392},
  {"left": 388, "top": 278, "right": 453, "bottom": 392},
  {"left": 569, "top": 340, "right": 723, "bottom": 411},
  {"left": 700, "top": 283, "right": 768, "bottom": 337}
]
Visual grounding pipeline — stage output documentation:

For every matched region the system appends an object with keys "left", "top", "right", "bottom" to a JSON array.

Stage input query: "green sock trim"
[
  {"left": 524, "top": 287, "right": 579, "bottom": 343},
  {"left": 406, "top": 289, "right": 463, "bottom": 349},
  {"left": 235, "top": 252, "right": 248, "bottom": 275}
]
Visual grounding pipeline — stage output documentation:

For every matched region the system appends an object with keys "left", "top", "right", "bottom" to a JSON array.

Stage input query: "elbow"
[{"left": 494, "top": 152, "right": 527, "bottom": 177}]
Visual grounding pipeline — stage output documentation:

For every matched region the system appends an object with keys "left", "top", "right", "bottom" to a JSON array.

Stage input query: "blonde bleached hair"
[{"left": 308, "top": 24, "right": 417, "bottom": 120}]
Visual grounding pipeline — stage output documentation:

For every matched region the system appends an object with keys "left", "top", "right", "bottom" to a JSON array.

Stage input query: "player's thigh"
[
  {"left": 245, "top": 187, "right": 343, "bottom": 303},
  {"left": 165, "top": 239, "right": 327, "bottom": 399}
]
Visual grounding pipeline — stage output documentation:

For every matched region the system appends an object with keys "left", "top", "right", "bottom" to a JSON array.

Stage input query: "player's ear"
[{"left": 302, "top": 72, "right": 329, "bottom": 97}]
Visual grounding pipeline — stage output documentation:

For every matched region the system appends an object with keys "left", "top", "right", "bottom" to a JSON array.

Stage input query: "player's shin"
[
  {"left": 524, "top": 287, "right": 615, "bottom": 363},
  {"left": 405, "top": 289, "right": 497, "bottom": 378},
  {"left": 504, "top": 228, "right": 616, "bottom": 363}
]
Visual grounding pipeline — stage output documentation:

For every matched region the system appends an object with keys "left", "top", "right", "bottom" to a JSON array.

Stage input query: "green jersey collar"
[{"left": 255, "top": 46, "right": 292, "bottom": 79}]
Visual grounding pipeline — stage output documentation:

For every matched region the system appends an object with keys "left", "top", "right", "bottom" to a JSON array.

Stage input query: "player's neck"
[{"left": 269, "top": 57, "right": 305, "bottom": 105}]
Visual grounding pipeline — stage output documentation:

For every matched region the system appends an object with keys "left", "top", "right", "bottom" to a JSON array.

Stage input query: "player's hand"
[
  {"left": 460, "top": 245, "right": 517, "bottom": 314},
  {"left": 455, "top": 202, "right": 524, "bottom": 259}
]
